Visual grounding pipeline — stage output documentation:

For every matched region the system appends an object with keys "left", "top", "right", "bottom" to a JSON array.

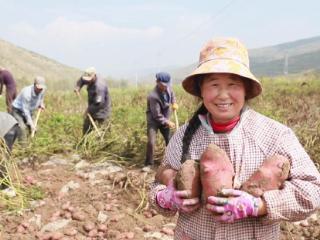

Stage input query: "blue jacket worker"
[
  {"left": 11, "top": 76, "right": 46, "bottom": 141},
  {"left": 145, "top": 72, "right": 178, "bottom": 166},
  {"left": 75, "top": 67, "right": 111, "bottom": 134}
]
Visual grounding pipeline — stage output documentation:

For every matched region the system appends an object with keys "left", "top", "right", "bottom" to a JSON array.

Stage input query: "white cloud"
[
  {"left": 11, "top": 22, "right": 37, "bottom": 38},
  {"left": 5, "top": 17, "right": 166, "bottom": 76},
  {"left": 44, "top": 17, "right": 163, "bottom": 43},
  {"left": 10, "top": 17, "right": 163, "bottom": 46}
]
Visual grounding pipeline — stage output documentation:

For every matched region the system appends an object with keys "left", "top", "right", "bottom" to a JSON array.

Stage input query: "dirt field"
[{"left": 0, "top": 154, "right": 319, "bottom": 240}]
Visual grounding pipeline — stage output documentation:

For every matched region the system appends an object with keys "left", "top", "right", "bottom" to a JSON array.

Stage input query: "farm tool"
[
  {"left": 31, "top": 108, "right": 42, "bottom": 138},
  {"left": 173, "top": 109, "right": 179, "bottom": 131}
]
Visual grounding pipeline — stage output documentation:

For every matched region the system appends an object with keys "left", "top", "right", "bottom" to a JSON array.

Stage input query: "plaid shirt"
[{"left": 149, "top": 107, "right": 320, "bottom": 240}]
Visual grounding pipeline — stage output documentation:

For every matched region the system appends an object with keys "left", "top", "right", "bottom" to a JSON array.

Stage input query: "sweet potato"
[
  {"left": 175, "top": 160, "right": 201, "bottom": 198},
  {"left": 155, "top": 165, "right": 177, "bottom": 186},
  {"left": 241, "top": 154, "right": 291, "bottom": 197},
  {"left": 200, "top": 144, "right": 235, "bottom": 202}
]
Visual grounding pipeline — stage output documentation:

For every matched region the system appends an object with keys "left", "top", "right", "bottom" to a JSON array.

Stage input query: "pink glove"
[
  {"left": 206, "top": 189, "right": 262, "bottom": 223},
  {"left": 156, "top": 181, "right": 200, "bottom": 213}
]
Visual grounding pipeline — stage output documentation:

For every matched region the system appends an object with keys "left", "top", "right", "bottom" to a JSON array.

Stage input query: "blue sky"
[{"left": 0, "top": 0, "right": 319, "bottom": 78}]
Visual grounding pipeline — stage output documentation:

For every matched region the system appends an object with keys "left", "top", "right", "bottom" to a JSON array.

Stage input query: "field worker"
[
  {"left": 11, "top": 76, "right": 46, "bottom": 141},
  {"left": 74, "top": 67, "right": 111, "bottom": 135},
  {"left": 0, "top": 112, "right": 20, "bottom": 152},
  {"left": 149, "top": 37, "right": 320, "bottom": 239},
  {"left": 0, "top": 66, "right": 17, "bottom": 113},
  {"left": 145, "top": 72, "right": 178, "bottom": 166}
]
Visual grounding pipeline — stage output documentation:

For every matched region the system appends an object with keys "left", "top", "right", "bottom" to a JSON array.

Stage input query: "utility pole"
[{"left": 283, "top": 53, "right": 288, "bottom": 75}]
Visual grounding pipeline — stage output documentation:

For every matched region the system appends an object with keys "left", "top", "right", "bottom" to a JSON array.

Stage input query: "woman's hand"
[
  {"left": 156, "top": 181, "right": 200, "bottom": 213},
  {"left": 206, "top": 189, "right": 265, "bottom": 223}
]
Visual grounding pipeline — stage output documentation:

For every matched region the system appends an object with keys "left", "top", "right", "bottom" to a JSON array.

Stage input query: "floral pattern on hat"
[{"left": 182, "top": 37, "right": 262, "bottom": 99}]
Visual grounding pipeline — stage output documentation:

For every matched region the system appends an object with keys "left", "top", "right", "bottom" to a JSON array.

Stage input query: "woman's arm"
[{"left": 262, "top": 128, "right": 320, "bottom": 222}]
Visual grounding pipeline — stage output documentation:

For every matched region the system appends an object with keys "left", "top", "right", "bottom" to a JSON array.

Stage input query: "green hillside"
[
  {"left": 249, "top": 36, "right": 320, "bottom": 62},
  {"left": 251, "top": 50, "right": 320, "bottom": 76},
  {"left": 0, "top": 38, "right": 82, "bottom": 90},
  {"left": 249, "top": 36, "right": 320, "bottom": 76}
]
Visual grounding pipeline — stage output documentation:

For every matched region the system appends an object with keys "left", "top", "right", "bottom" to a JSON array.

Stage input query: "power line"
[
  {"left": 156, "top": 0, "right": 239, "bottom": 60},
  {"left": 177, "top": 0, "right": 239, "bottom": 44},
  {"left": 130, "top": 0, "right": 239, "bottom": 80}
]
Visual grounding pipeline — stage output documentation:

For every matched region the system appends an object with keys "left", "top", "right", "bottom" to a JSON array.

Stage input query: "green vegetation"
[
  {"left": 0, "top": 139, "right": 36, "bottom": 212},
  {"left": 0, "top": 84, "right": 198, "bottom": 166},
  {"left": 0, "top": 73, "right": 318, "bottom": 168}
]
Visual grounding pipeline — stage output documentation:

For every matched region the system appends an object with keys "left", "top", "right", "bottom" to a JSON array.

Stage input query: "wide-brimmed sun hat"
[
  {"left": 82, "top": 67, "right": 96, "bottom": 81},
  {"left": 182, "top": 37, "right": 262, "bottom": 99}
]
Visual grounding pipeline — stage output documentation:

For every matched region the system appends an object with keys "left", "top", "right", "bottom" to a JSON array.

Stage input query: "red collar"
[{"left": 210, "top": 116, "right": 240, "bottom": 133}]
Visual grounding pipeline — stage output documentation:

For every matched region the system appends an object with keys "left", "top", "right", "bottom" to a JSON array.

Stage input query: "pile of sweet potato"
[{"left": 156, "top": 143, "right": 291, "bottom": 201}]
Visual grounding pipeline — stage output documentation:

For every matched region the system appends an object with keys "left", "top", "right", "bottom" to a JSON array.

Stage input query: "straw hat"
[{"left": 182, "top": 37, "right": 262, "bottom": 99}]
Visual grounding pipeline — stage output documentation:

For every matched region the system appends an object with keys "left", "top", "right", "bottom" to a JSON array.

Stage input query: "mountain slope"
[
  {"left": 169, "top": 35, "right": 320, "bottom": 81},
  {"left": 251, "top": 49, "right": 320, "bottom": 76},
  {"left": 0, "top": 39, "right": 82, "bottom": 90},
  {"left": 249, "top": 36, "right": 320, "bottom": 76},
  {"left": 249, "top": 36, "right": 320, "bottom": 62},
  {"left": 1, "top": 35, "right": 319, "bottom": 87}
]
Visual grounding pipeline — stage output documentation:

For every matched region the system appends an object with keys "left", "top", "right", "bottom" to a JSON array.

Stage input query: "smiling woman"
[{"left": 149, "top": 37, "right": 320, "bottom": 240}]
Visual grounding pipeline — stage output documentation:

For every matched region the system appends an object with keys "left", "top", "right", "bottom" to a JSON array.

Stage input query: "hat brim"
[
  {"left": 158, "top": 81, "right": 169, "bottom": 87},
  {"left": 82, "top": 75, "right": 94, "bottom": 81},
  {"left": 35, "top": 84, "right": 46, "bottom": 89},
  {"left": 182, "top": 59, "right": 262, "bottom": 99}
]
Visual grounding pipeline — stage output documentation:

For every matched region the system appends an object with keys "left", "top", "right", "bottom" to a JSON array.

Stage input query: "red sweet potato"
[
  {"left": 200, "top": 144, "right": 235, "bottom": 202},
  {"left": 175, "top": 160, "right": 201, "bottom": 199},
  {"left": 241, "top": 154, "right": 291, "bottom": 197}
]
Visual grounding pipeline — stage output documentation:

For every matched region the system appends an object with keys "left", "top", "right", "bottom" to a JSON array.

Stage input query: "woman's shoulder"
[
  {"left": 242, "top": 109, "right": 291, "bottom": 145},
  {"left": 246, "top": 109, "right": 288, "bottom": 129}
]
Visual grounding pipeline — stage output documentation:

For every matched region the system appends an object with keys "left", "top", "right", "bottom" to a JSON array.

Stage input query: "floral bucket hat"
[{"left": 182, "top": 37, "right": 262, "bottom": 99}]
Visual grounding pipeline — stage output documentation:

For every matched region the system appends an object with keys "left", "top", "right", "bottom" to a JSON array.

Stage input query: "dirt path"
[{"left": 0, "top": 154, "right": 319, "bottom": 240}]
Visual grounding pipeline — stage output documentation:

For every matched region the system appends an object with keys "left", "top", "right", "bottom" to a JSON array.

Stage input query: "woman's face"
[{"left": 200, "top": 73, "right": 246, "bottom": 123}]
